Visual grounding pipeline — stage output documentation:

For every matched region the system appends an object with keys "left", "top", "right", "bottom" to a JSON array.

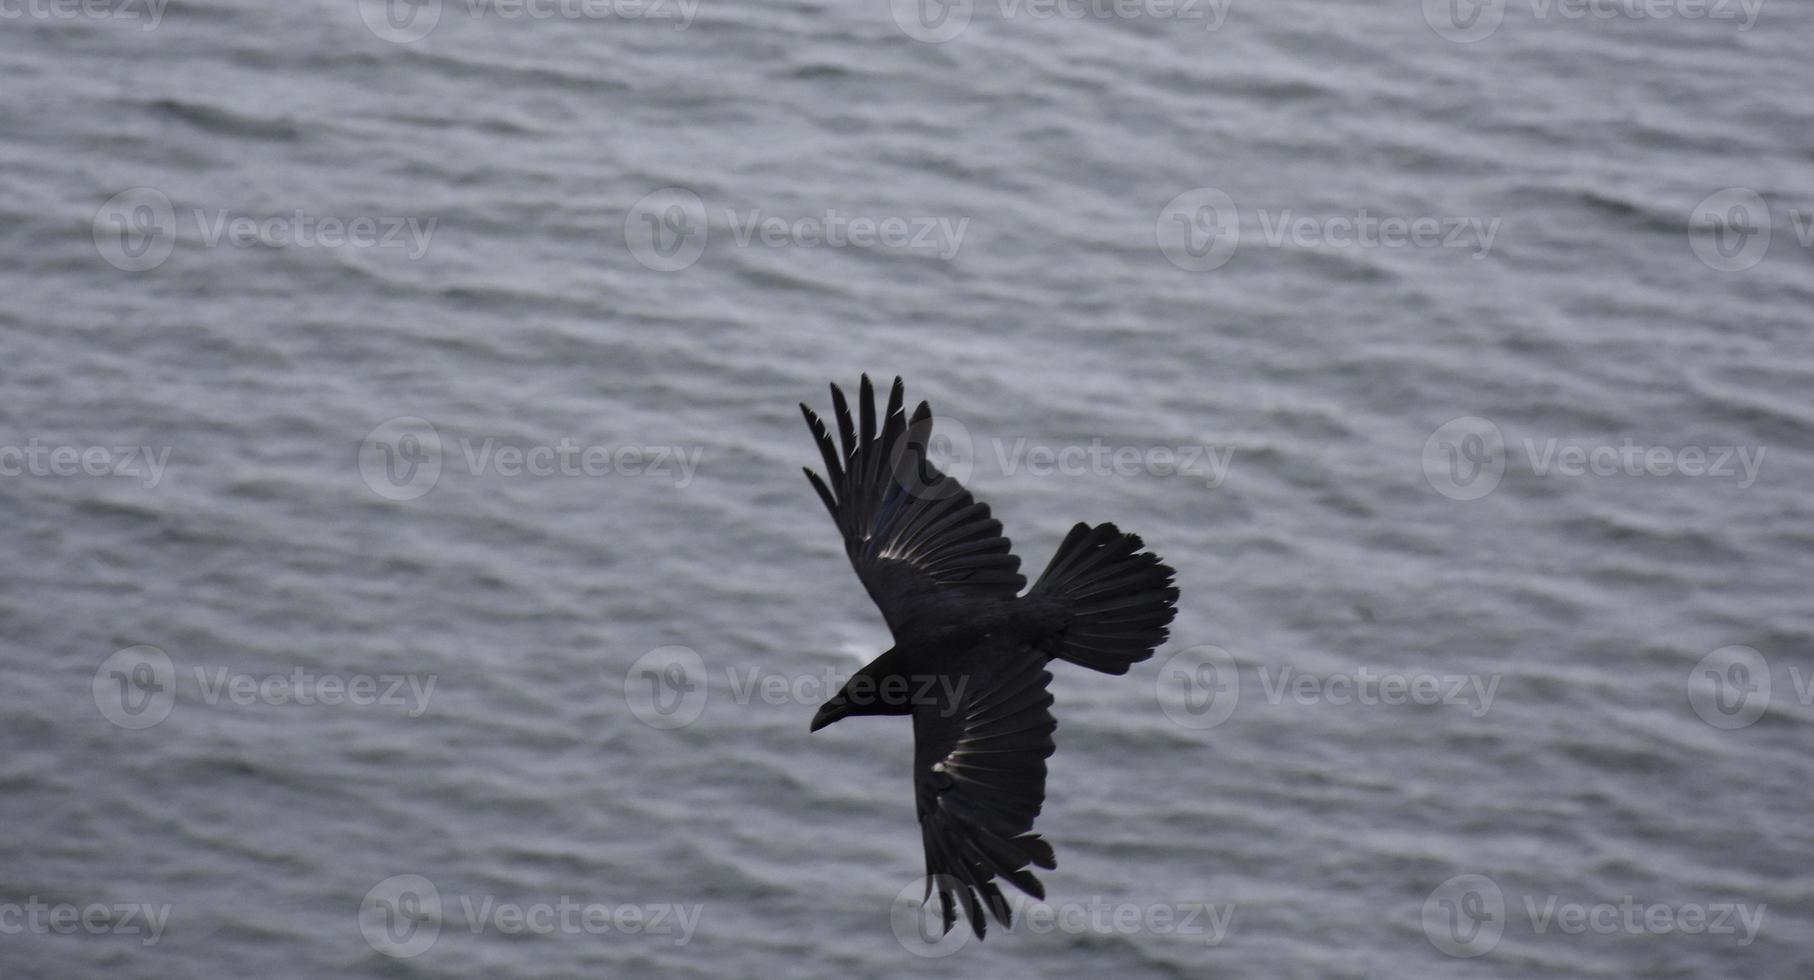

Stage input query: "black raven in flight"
[{"left": 800, "top": 376, "right": 1179, "bottom": 941}]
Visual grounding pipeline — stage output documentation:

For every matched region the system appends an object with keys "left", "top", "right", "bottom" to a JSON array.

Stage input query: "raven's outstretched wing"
[
  {"left": 799, "top": 376, "right": 1024, "bottom": 638},
  {"left": 911, "top": 638, "right": 1057, "bottom": 940}
]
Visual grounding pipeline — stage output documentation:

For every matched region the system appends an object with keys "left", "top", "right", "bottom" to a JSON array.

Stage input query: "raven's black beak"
[{"left": 810, "top": 697, "right": 849, "bottom": 733}]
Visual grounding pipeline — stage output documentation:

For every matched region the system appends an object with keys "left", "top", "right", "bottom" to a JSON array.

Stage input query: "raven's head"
[{"left": 811, "top": 648, "right": 918, "bottom": 732}]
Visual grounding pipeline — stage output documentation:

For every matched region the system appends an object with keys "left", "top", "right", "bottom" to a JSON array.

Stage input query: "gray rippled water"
[{"left": 2, "top": 0, "right": 1812, "bottom": 976}]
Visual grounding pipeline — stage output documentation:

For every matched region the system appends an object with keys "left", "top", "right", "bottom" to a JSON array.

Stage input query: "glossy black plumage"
[{"left": 801, "top": 376, "right": 1179, "bottom": 940}]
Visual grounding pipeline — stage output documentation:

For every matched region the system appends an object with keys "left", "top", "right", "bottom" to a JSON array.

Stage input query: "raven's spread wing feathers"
[
  {"left": 912, "top": 637, "right": 1057, "bottom": 939},
  {"left": 800, "top": 376, "right": 1025, "bottom": 638}
]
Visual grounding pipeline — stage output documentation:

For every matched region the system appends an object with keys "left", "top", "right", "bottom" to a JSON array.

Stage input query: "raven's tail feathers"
[{"left": 1030, "top": 522, "right": 1178, "bottom": 675}]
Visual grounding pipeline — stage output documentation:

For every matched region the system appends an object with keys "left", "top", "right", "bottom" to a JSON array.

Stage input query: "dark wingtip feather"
[
  {"left": 803, "top": 468, "right": 837, "bottom": 517},
  {"left": 859, "top": 375, "right": 877, "bottom": 446},
  {"left": 1019, "top": 834, "right": 1056, "bottom": 870},
  {"left": 830, "top": 383, "right": 857, "bottom": 459}
]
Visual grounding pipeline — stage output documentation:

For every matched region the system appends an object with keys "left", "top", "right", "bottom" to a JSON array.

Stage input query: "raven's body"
[
  {"left": 800, "top": 377, "right": 1179, "bottom": 940},
  {"left": 809, "top": 595, "right": 1065, "bottom": 730}
]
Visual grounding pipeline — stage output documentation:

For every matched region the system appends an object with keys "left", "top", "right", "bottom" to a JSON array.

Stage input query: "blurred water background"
[{"left": 1, "top": 0, "right": 1811, "bottom": 975}]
